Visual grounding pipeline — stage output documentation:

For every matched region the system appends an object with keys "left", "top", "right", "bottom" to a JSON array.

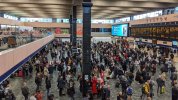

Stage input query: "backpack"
[
  {"left": 142, "top": 84, "right": 146, "bottom": 94},
  {"left": 126, "top": 87, "right": 133, "bottom": 95}
]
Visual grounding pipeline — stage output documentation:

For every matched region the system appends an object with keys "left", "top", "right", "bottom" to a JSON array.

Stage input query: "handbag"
[{"left": 160, "top": 86, "right": 165, "bottom": 94}]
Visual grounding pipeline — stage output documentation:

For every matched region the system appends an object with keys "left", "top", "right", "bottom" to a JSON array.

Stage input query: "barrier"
[{"left": 0, "top": 35, "right": 54, "bottom": 83}]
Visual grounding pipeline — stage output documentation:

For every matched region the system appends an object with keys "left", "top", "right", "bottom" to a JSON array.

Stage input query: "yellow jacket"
[{"left": 144, "top": 82, "right": 150, "bottom": 94}]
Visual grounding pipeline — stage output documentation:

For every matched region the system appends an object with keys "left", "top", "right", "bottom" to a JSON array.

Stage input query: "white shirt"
[{"left": 30, "top": 96, "right": 36, "bottom": 100}]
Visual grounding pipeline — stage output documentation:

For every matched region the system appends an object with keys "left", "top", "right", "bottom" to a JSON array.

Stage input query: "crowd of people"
[{"left": 0, "top": 38, "right": 177, "bottom": 100}]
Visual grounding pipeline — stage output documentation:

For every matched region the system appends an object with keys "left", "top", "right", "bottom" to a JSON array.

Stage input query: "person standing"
[
  {"left": 91, "top": 76, "right": 98, "bottom": 96},
  {"left": 45, "top": 75, "right": 51, "bottom": 96},
  {"left": 5, "top": 90, "right": 16, "bottom": 100},
  {"left": 29, "top": 62, "right": 33, "bottom": 78},
  {"left": 117, "top": 92, "right": 123, "bottom": 100},
  {"left": 57, "top": 75, "right": 65, "bottom": 96},
  {"left": 35, "top": 90, "right": 43, "bottom": 100},
  {"left": 141, "top": 80, "right": 150, "bottom": 100},
  {"left": 156, "top": 75, "right": 165, "bottom": 94},
  {"left": 30, "top": 93, "right": 36, "bottom": 100},
  {"left": 35, "top": 73, "right": 42, "bottom": 91},
  {"left": 0, "top": 85, "right": 5, "bottom": 100},
  {"left": 44, "top": 67, "right": 49, "bottom": 78},
  {"left": 21, "top": 82, "right": 29, "bottom": 100},
  {"left": 172, "top": 84, "right": 178, "bottom": 100},
  {"left": 68, "top": 79, "right": 75, "bottom": 100}
]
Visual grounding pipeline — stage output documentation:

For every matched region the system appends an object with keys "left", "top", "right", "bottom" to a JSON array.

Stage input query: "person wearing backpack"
[
  {"left": 149, "top": 80, "right": 155, "bottom": 98},
  {"left": 140, "top": 80, "right": 150, "bottom": 100},
  {"left": 126, "top": 85, "right": 133, "bottom": 100},
  {"left": 21, "top": 82, "right": 29, "bottom": 100},
  {"left": 156, "top": 75, "right": 165, "bottom": 94}
]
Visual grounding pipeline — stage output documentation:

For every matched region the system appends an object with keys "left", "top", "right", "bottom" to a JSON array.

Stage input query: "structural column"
[
  {"left": 69, "top": 15, "right": 73, "bottom": 43},
  {"left": 82, "top": 0, "right": 93, "bottom": 96},
  {"left": 72, "top": 6, "right": 77, "bottom": 47},
  {"left": 52, "top": 18, "right": 57, "bottom": 23}
]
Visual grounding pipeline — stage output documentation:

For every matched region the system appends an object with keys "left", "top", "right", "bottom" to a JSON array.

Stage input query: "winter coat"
[
  {"left": 21, "top": 86, "right": 29, "bottom": 96},
  {"left": 57, "top": 78, "right": 65, "bottom": 89},
  {"left": 91, "top": 77, "right": 98, "bottom": 94},
  {"left": 45, "top": 78, "right": 51, "bottom": 89}
]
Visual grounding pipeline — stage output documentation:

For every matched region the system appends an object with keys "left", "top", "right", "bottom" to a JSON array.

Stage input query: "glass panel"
[{"left": 4, "top": 14, "right": 18, "bottom": 20}]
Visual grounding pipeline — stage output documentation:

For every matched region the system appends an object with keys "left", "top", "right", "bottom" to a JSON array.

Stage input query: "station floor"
[{"left": 8, "top": 47, "right": 173, "bottom": 100}]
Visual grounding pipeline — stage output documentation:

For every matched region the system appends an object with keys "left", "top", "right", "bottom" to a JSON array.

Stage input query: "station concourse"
[{"left": 0, "top": 0, "right": 178, "bottom": 100}]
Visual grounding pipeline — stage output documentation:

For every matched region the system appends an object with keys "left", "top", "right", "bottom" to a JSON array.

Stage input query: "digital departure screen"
[
  {"left": 172, "top": 41, "right": 178, "bottom": 47},
  {"left": 112, "top": 24, "right": 128, "bottom": 36}
]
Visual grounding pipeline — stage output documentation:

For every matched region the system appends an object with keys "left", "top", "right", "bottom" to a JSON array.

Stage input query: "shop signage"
[{"left": 146, "top": 16, "right": 167, "bottom": 23}]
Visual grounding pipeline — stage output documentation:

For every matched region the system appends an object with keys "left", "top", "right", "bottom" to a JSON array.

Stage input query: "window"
[
  {"left": 115, "top": 17, "right": 130, "bottom": 23},
  {"left": 91, "top": 28, "right": 111, "bottom": 32},
  {"left": 77, "top": 19, "right": 82, "bottom": 23},
  {"left": 91, "top": 19, "right": 114, "bottom": 24},
  {"left": 20, "top": 18, "right": 52, "bottom": 22},
  {"left": 133, "top": 10, "right": 162, "bottom": 20},
  {"left": 4, "top": 14, "right": 18, "bottom": 20},
  {"left": 62, "top": 19, "right": 69, "bottom": 23}
]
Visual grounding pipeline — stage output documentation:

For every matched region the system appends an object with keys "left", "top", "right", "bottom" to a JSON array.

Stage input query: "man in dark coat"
[
  {"left": 172, "top": 84, "right": 178, "bottom": 100},
  {"left": 45, "top": 76, "right": 51, "bottom": 96},
  {"left": 35, "top": 74, "right": 42, "bottom": 91},
  {"left": 21, "top": 82, "right": 29, "bottom": 100},
  {"left": 57, "top": 75, "right": 65, "bottom": 96}
]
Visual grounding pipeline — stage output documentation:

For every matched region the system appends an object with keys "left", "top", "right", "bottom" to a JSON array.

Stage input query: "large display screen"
[
  {"left": 172, "top": 41, "right": 178, "bottom": 47},
  {"left": 112, "top": 24, "right": 128, "bottom": 36},
  {"left": 173, "top": 41, "right": 177, "bottom": 46}
]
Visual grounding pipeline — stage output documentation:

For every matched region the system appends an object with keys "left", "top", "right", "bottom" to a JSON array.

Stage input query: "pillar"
[
  {"left": 0, "top": 12, "right": 4, "bottom": 17},
  {"left": 52, "top": 18, "right": 57, "bottom": 23},
  {"left": 69, "top": 15, "right": 73, "bottom": 43},
  {"left": 72, "top": 6, "right": 77, "bottom": 47},
  {"left": 82, "top": 0, "right": 93, "bottom": 96}
]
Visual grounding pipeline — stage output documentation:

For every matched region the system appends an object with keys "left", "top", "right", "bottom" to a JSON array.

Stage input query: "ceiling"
[{"left": 0, "top": 0, "right": 178, "bottom": 19}]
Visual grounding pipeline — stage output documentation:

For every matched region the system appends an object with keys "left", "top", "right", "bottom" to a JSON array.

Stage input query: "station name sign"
[{"left": 146, "top": 16, "right": 167, "bottom": 23}]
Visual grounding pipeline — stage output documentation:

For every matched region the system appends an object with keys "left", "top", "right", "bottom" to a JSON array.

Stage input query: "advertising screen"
[
  {"left": 172, "top": 41, "right": 177, "bottom": 47},
  {"left": 173, "top": 41, "right": 177, "bottom": 45},
  {"left": 112, "top": 24, "right": 128, "bottom": 36}
]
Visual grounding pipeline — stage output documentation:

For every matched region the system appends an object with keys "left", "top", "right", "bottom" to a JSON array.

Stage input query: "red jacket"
[{"left": 91, "top": 77, "right": 98, "bottom": 94}]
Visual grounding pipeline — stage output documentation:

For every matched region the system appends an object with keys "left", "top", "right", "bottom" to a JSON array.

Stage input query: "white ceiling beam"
[
  {"left": 0, "top": 0, "right": 72, "bottom": 5},
  {"left": 93, "top": 1, "right": 176, "bottom": 8}
]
